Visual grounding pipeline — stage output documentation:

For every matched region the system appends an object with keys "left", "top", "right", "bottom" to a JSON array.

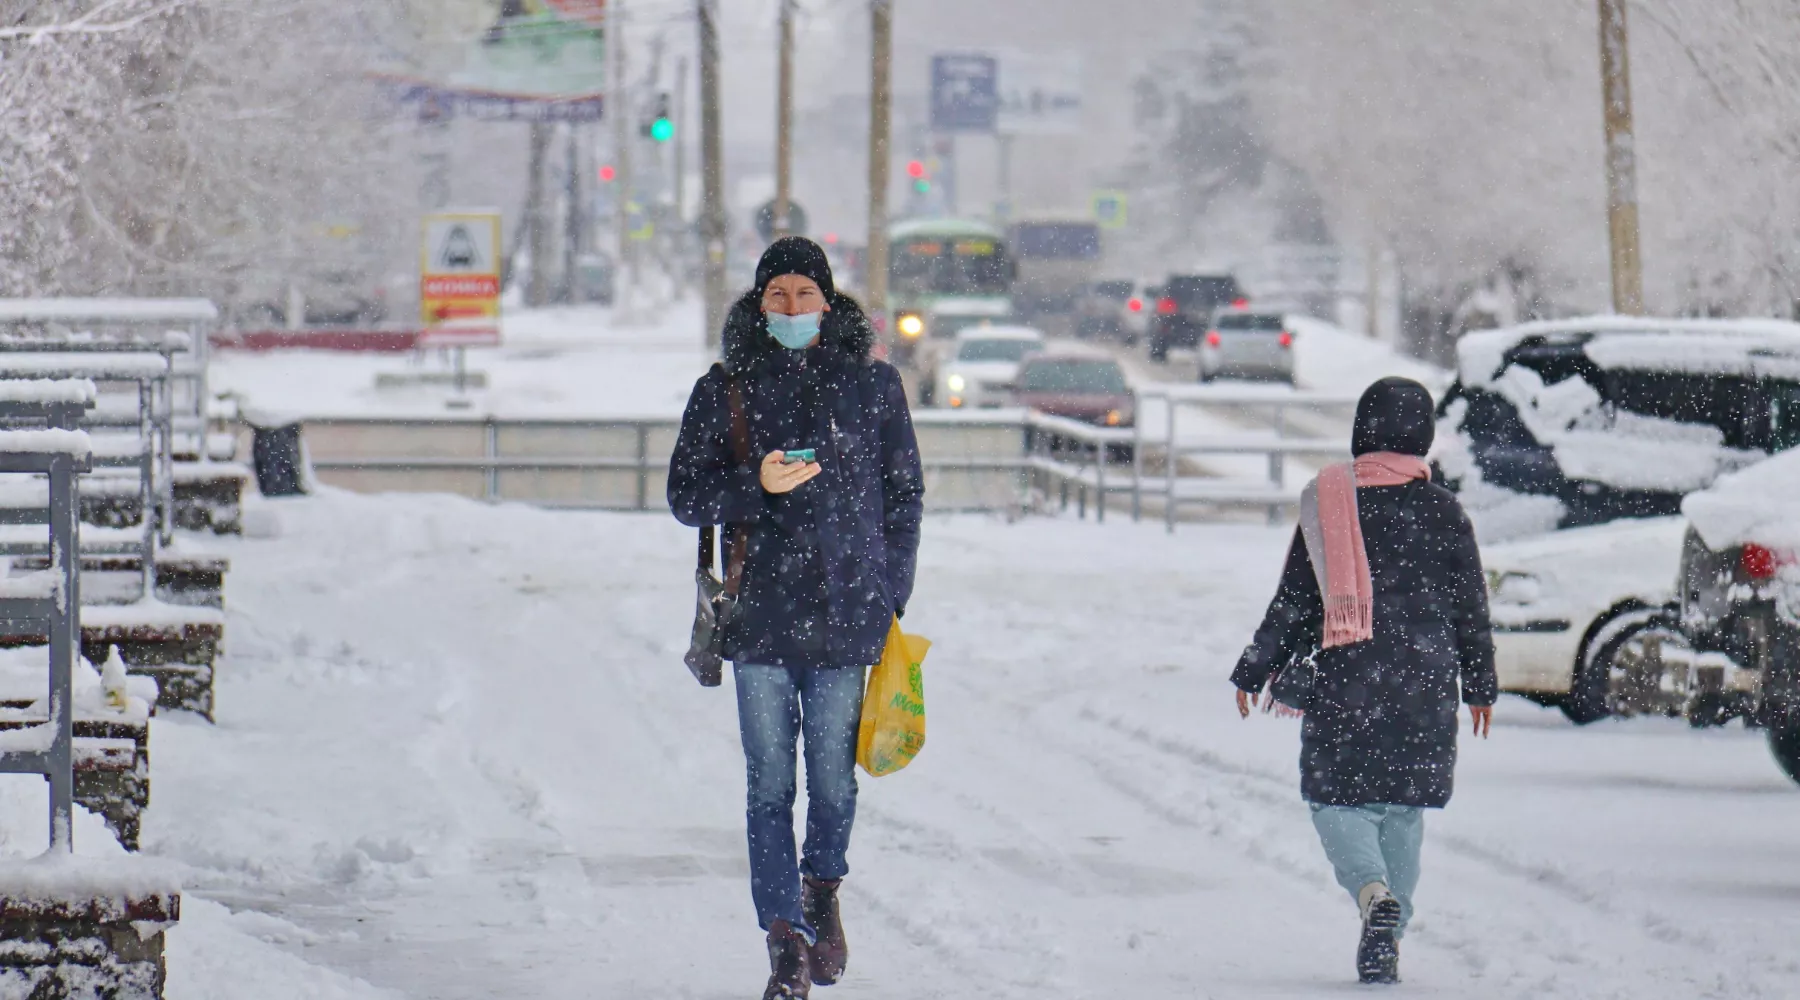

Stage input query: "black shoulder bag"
[{"left": 684, "top": 375, "right": 750, "bottom": 687}]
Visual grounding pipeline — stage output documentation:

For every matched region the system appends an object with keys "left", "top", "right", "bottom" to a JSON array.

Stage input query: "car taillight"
[
  {"left": 1278, "top": 331, "right": 1293, "bottom": 348},
  {"left": 1205, "top": 330, "right": 1222, "bottom": 347},
  {"left": 1156, "top": 297, "right": 1177, "bottom": 315},
  {"left": 1742, "top": 543, "right": 1781, "bottom": 580},
  {"left": 1231, "top": 297, "right": 1249, "bottom": 308},
  {"left": 1127, "top": 298, "right": 1143, "bottom": 312}
]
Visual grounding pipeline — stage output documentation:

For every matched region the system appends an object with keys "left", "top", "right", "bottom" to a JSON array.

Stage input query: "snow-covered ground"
[{"left": 23, "top": 489, "right": 1770, "bottom": 998}]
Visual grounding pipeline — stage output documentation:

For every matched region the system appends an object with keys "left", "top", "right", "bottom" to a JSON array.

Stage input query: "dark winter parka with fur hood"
[{"left": 668, "top": 290, "right": 924, "bottom": 670}]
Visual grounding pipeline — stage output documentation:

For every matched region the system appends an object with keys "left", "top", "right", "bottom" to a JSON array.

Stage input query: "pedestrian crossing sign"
[{"left": 1093, "top": 191, "right": 1128, "bottom": 230}]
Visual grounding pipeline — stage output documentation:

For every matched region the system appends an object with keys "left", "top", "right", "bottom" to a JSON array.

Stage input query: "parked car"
[
  {"left": 1480, "top": 516, "right": 1698, "bottom": 724},
  {"left": 1199, "top": 309, "right": 1295, "bottom": 384},
  {"left": 1436, "top": 316, "right": 1800, "bottom": 533},
  {"left": 1014, "top": 348, "right": 1134, "bottom": 428},
  {"left": 1074, "top": 279, "right": 1150, "bottom": 344},
  {"left": 1679, "top": 449, "right": 1800, "bottom": 784},
  {"left": 1148, "top": 273, "right": 1246, "bottom": 362},
  {"left": 921, "top": 325, "right": 1045, "bottom": 409}
]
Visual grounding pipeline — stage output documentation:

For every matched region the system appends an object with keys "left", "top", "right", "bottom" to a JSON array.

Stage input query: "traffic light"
[
  {"left": 905, "top": 159, "right": 929, "bottom": 194},
  {"left": 598, "top": 164, "right": 616, "bottom": 182},
  {"left": 643, "top": 92, "right": 674, "bottom": 143}
]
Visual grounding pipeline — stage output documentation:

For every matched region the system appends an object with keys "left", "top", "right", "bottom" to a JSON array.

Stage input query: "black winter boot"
[
  {"left": 802, "top": 877, "right": 848, "bottom": 985},
  {"left": 1357, "top": 927, "right": 1400, "bottom": 984},
  {"left": 763, "top": 920, "right": 812, "bottom": 999}
]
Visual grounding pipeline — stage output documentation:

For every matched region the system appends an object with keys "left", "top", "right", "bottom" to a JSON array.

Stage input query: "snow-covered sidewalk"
[{"left": 108, "top": 490, "right": 1800, "bottom": 997}]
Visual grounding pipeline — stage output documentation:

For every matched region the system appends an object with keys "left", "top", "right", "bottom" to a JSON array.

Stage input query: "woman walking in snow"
[
  {"left": 1231, "top": 376, "right": 1496, "bottom": 985},
  {"left": 669, "top": 237, "right": 925, "bottom": 999}
]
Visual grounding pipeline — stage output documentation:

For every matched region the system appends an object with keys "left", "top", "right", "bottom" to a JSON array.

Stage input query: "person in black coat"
[
  {"left": 668, "top": 237, "right": 923, "bottom": 999},
  {"left": 1231, "top": 376, "right": 1496, "bottom": 986}
]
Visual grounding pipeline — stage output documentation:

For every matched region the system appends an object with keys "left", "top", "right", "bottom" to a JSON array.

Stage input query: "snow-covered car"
[
  {"left": 1480, "top": 516, "right": 1717, "bottom": 724},
  {"left": 1679, "top": 450, "right": 1800, "bottom": 784},
  {"left": 923, "top": 326, "right": 1045, "bottom": 409},
  {"left": 1436, "top": 316, "right": 1800, "bottom": 537}
]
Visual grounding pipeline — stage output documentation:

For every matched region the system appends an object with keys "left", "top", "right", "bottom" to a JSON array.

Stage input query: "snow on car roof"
[
  {"left": 1028, "top": 343, "right": 1118, "bottom": 362},
  {"left": 1458, "top": 315, "right": 1800, "bottom": 386},
  {"left": 954, "top": 325, "right": 1043, "bottom": 341},
  {"left": 1683, "top": 448, "right": 1800, "bottom": 552},
  {"left": 889, "top": 218, "right": 1005, "bottom": 241}
]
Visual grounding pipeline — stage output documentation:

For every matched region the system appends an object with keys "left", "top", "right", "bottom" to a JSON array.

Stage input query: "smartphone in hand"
[{"left": 781, "top": 448, "right": 817, "bottom": 464}]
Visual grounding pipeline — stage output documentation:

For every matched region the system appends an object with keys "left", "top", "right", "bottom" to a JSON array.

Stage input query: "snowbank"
[
  {"left": 211, "top": 302, "right": 712, "bottom": 422},
  {"left": 1287, "top": 315, "right": 1446, "bottom": 395}
]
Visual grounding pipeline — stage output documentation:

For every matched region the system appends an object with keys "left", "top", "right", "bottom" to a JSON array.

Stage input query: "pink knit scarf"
[{"left": 1300, "top": 452, "right": 1432, "bottom": 648}]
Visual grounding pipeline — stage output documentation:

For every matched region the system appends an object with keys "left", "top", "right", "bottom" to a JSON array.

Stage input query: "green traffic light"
[
  {"left": 913, "top": 179, "right": 931, "bottom": 194},
  {"left": 650, "top": 118, "right": 675, "bottom": 143}
]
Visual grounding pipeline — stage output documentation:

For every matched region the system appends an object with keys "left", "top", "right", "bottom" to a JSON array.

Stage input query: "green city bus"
[{"left": 886, "top": 218, "right": 1016, "bottom": 365}]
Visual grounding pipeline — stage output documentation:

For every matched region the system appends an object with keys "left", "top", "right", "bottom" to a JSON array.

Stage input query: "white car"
[
  {"left": 1481, "top": 516, "right": 1717, "bottom": 722},
  {"left": 924, "top": 326, "right": 1045, "bottom": 409}
]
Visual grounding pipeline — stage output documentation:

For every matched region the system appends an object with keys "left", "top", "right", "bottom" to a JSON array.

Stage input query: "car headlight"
[
  {"left": 1486, "top": 570, "right": 1542, "bottom": 606},
  {"left": 947, "top": 374, "right": 966, "bottom": 393},
  {"left": 1105, "top": 409, "right": 1123, "bottom": 426},
  {"left": 898, "top": 314, "right": 925, "bottom": 339}
]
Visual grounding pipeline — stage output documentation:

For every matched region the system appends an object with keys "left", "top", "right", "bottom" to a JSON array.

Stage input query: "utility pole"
[
  {"left": 526, "top": 122, "right": 553, "bottom": 308},
  {"left": 866, "top": 0, "right": 893, "bottom": 324},
  {"left": 699, "top": 0, "right": 729, "bottom": 348},
  {"left": 774, "top": 0, "right": 795, "bottom": 240},
  {"left": 1597, "top": 0, "right": 1644, "bottom": 315},
  {"left": 674, "top": 54, "right": 689, "bottom": 225},
  {"left": 613, "top": 0, "right": 635, "bottom": 316},
  {"left": 560, "top": 124, "right": 581, "bottom": 304}
]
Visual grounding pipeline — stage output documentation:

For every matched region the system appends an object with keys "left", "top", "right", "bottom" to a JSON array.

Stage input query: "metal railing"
[{"left": 296, "top": 385, "right": 1360, "bottom": 526}]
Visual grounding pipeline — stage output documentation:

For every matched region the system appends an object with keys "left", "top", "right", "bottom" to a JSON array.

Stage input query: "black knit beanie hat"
[
  {"left": 754, "top": 236, "right": 835, "bottom": 298},
  {"left": 1351, "top": 376, "right": 1436, "bottom": 457}
]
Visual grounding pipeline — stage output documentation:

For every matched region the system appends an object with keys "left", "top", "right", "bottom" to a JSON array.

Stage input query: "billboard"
[
  {"left": 930, "top": 54, "right": 999, "bottom": 132},
  {"left": 378, "top": 0, "right": 608, "bottom": 122},
  {"left": 420, "top": 211, "right": 503, "bottom": 346}
]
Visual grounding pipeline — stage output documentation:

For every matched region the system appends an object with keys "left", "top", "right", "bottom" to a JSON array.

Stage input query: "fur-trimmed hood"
[{"left": 720, "top": 289, "right": 878, "bottom": 377}]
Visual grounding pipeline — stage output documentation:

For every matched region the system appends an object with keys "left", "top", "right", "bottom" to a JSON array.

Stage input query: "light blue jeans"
[
  {"left": 734, "top": 663, "right": 865, "bottom": 941},
  {"left": 1309, "top": 803, "right": 1424, "bottom": 937}
]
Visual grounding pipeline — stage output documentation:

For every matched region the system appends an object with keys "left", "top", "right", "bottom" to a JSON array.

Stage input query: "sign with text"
[
  {"left": 996, "top": 51, "right": 1083, "bottom": 136},
  {"left": 930, "top": 53, "right": 999, "bottom": 133},
  {"left": 420, "top": 211, "right": 502, "bottom": 346}
]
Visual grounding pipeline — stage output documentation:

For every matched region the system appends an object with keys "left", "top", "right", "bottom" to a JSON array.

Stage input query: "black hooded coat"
[
  {"left": 1231, "top": 378, "right": 1497, "bottom": 809},
  {"left": 668, "top": 291, "right": 924, "bottom": 670}
]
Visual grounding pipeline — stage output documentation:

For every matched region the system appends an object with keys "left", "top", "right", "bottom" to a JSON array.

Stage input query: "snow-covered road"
[{"left": 142, "top": 492, "right": 1800, "bottom": 998}]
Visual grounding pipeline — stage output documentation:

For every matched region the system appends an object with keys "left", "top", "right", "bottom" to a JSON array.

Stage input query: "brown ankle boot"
[
  {"left": 801, "top": 877, "right": 847, "bottom": 986},
  {"left": 763, "top": 920, "right": 812, "bottom": 999}
]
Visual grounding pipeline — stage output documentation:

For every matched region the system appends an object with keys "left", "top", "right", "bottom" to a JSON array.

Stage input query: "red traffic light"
[
  {"left": 905, "top": 160, "right": 926, "bottom": 179},
  {"left": 598, "top": 165, "right": 616, "bottom": 182}
]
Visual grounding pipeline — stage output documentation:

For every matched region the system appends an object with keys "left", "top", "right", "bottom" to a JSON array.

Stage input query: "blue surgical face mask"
[{"left": 766, "top": 310, "right": 824, "bottom": 350}]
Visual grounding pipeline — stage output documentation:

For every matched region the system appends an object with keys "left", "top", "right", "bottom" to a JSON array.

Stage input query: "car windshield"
[
  {"left": 1092, "top": 281, "right": 1133, "bottom": 300},
  {"left": 958, "top": 339, "right": 1041, "bottom": 363},
  {"left": 1215, "top": 313, "right": 1284, "bottom": 332},
  {"left": 1019, "top": 360, "right": 1127, "bottom": 394}
]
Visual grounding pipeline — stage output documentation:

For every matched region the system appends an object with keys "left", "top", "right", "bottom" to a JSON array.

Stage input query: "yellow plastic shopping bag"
[{"left": 857, "top": 618, "right": 931, "bottom": 777}]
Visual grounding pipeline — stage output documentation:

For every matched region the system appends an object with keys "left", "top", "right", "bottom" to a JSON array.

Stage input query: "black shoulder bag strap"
[{"left": 697, "top": 370, "right": 751, "bottom": 594}]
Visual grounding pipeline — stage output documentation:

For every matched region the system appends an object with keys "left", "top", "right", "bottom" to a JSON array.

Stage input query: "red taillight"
[
  {"left": 1127, "top": 298, "right": 1143, "bottom": 312},
  {"left": 1278, "top": 331, "right": 1293, "bottom": 348},
  {"left": 1231, "top": 297, "right": 1249, "bottom": 308},
  {"left": 1205, "top": 330, "right": 1222, "bottom": 347},
  {"left": 1742, "top": 543, "right": 1780, "bottom": 580},
  {"left": 1156, "top": 297, "right": 1178, "bottom": 315}
]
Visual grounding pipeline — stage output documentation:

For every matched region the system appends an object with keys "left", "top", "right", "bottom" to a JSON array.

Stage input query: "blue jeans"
[
  {"left": 1309, "top": 803, "right": 1424, "bottom": 937},
  {"left": 734, "top": 662, "right": 864, "bottom": 940}
]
